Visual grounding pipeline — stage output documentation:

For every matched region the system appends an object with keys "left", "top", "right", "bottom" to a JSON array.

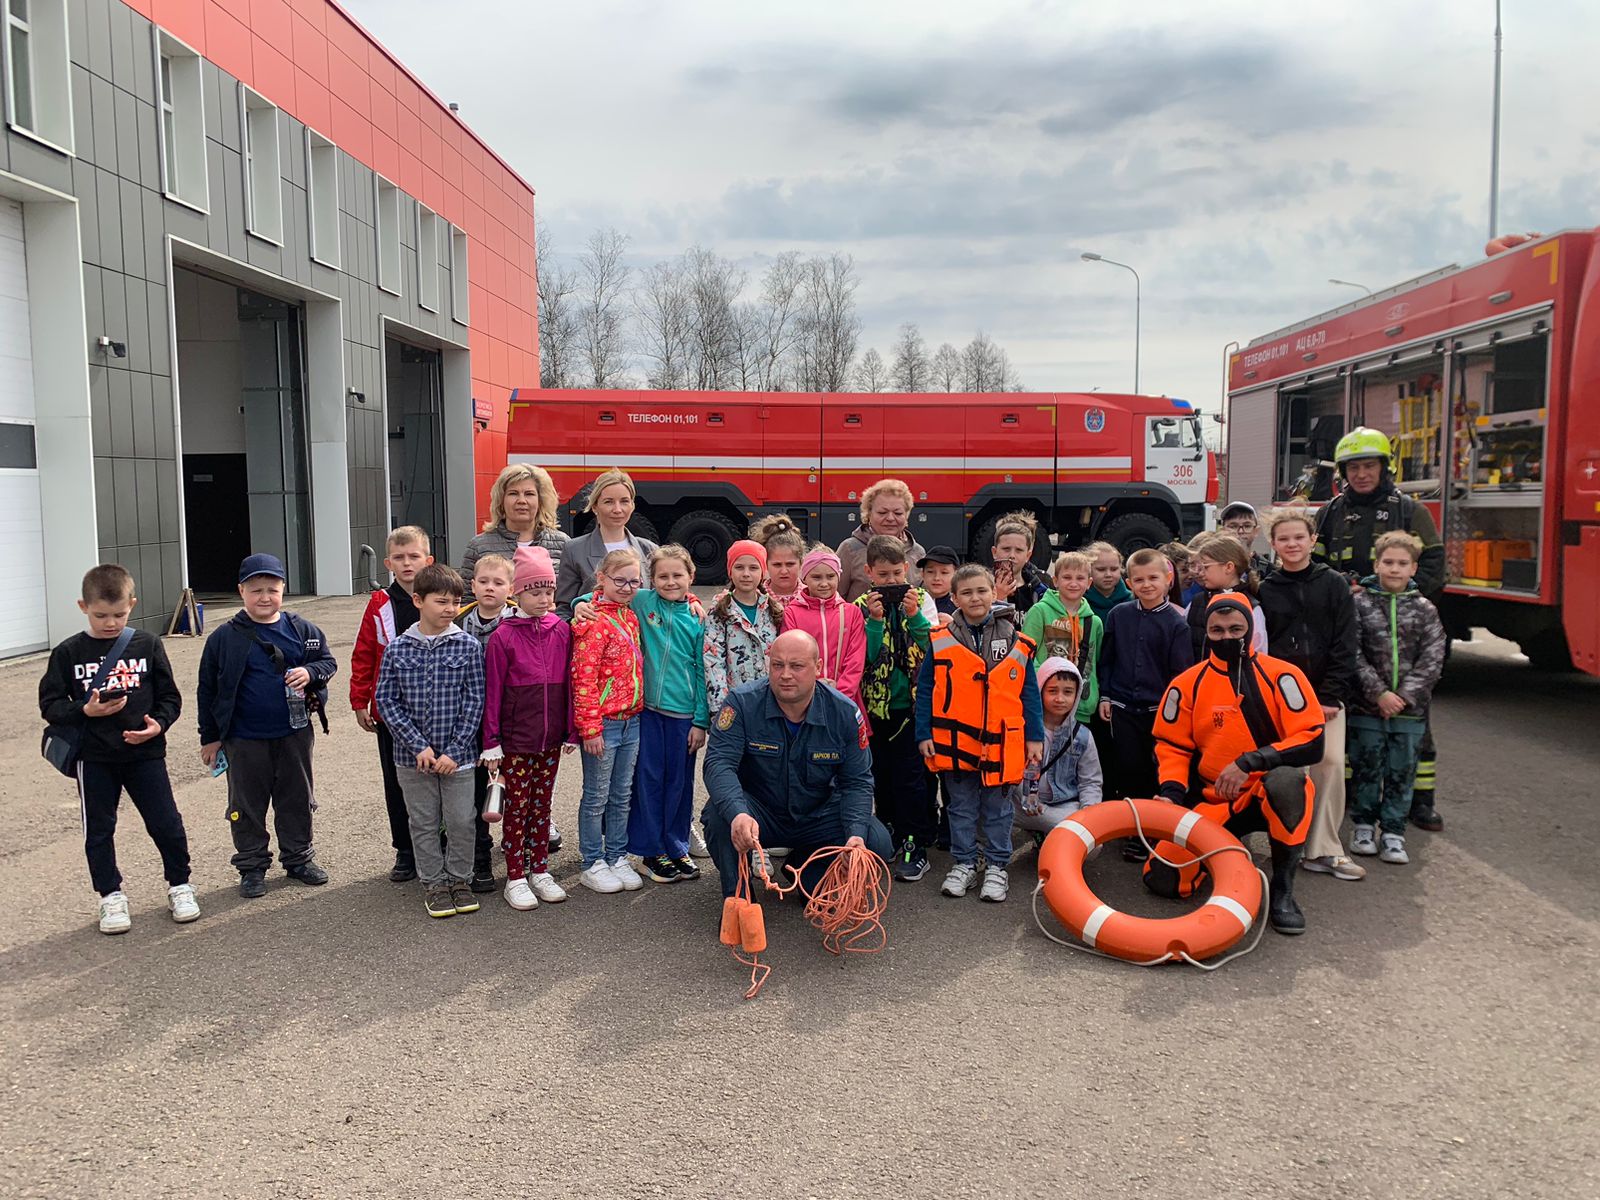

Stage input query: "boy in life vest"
[
  {"left": 915, "top": 565, "right": 1043, "bottom": 904},
  {"left": 1150, "top": 592, "right": 1325, "bottom": 934}
]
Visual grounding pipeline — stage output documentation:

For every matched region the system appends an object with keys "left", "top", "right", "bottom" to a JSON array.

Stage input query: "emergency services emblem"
[
  {"left": 1085, "top": 408, "right": 1106, "bottom": 433},
  {"left": 715, "top": 705, "right": 736, "bottom": 731}
]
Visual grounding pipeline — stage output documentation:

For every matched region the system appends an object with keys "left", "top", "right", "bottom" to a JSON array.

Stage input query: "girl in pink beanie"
[{"left": 780, "top": 547, "right": 866, "bottom": 710}]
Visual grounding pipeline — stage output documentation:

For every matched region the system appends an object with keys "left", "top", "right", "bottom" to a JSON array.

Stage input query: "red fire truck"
[
  {"left": 1225, "top": 226, "right": 1600, "bottom": 673},
  {"left": 505, "top": 390, "right": 1217, "bottom": 583}
]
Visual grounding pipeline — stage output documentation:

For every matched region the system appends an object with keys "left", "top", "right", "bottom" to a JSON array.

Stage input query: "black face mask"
[{"left": 1209, "top": 635, "right": 1246, "bottom": 665}]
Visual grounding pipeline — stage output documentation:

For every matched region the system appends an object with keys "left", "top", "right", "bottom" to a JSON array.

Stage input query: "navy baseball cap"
[
  {"left": 917, "top": 546, "right": 961, "bottom": 569},
  {"left": 238, "top": 553, "right": 287, "bottom": 583}
]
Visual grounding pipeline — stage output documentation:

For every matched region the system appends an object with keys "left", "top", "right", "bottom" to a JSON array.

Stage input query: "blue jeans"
[
  {"left": 579, "top": 716, "right": 640, "bottom": 867},
  {"left": 944, "top": 770, "right": 1014, "bottom": 869}
]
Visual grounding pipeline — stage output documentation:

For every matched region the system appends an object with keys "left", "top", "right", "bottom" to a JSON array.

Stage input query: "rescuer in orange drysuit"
[{"left": 1150, "top": 592, "right": 1325, "bottom": 935}]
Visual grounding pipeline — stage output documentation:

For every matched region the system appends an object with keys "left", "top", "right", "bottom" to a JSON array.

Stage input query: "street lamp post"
[
  {"left": 1328, "top": 278, "right": 1373, "bottom": 296},
  {"left": 1081, "top": 251, "right": 1140, "bottom": 394},
  {"left": 1489, "top": 0, "right": 1503, "bottom": 241}
]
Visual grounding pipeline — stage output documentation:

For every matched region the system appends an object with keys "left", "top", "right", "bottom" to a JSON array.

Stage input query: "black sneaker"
[
  {"left": 239, "top": 869, "right": 267, "bottom": 898},
  {"left": 285, "top": 860, "right": 329, "bottom": 886},
  {"left": 470, "top": 866, "right": 496, "bottom": 893},
  {"left": 639, "top": 855, "right": 681, "bottom": 883},
  {"left": 390, "top": 853, "right": 417, "bottom": 883},
  {"left": 548, "top": 825, "right": 564, "bottom": 854},
  {"left": 673, "top": 856, "right": 702, "bottom": 880},
  {"left": 893, "top": 840, "right": 929, "bottom": 882}
]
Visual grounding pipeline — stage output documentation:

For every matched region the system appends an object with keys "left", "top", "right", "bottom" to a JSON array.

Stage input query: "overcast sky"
[{"left": 346, "top": 0, "right": 1599, "bottom": 409}]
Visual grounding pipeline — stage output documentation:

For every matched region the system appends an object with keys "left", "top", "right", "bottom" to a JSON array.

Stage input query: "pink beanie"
[
  {"left": 512, "top": 545, "right": 556, "bottom": 592},
  {"left": 801, "top": 548, "right": 842, "bottom": 580},
  {"left": 727, "top": 539, "right": 767, "bottom": 576}
]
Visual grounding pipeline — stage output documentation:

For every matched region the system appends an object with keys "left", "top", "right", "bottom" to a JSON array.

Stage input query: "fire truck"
[
  {"left": 1225, "top": 226, "right": 1600, "bottom": 674},
  {"left": 505, "top": 389, "right": 1217, "bottom": 583}
]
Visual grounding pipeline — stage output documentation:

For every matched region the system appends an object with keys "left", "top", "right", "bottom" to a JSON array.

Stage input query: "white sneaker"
[
  {"left": 767, "top": 846, "right": 792, "bottom": 859},
  {"left": 167, "top": 883, "right": 200, "bottom": 923},
  {"left": 504, "top": 878, "right": 539, "bottom": 910},
  {"left": 1379, "top": 833, "right": 1410, "bottom": 865},
  {"left": 1350, "top": 824, "right": 1379, "bottom": 856},
  {"left": 610, "top": 856, "right": 644, "bottom": 891},
  {"left": 529, "top": 872, "right": 568, "bottom": 903},
  {"left": 98, "top": 891, "right": 131, "bottom": 935},
  {"left": 689, "top": 825, "right": 711, "bottom": 858},
  {"left": 979, "top": 865, "right": 1009, "bottom": 903},
  {"left": 941, "top": 863, "right": 978, "bottom": 898},
  {"left": 579, "top": 862, "right": 623, "bottom": 893}
]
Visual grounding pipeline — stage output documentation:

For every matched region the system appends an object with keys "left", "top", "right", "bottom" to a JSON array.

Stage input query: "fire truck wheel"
[
  {"left": 629, "top": 513, "right": 660, "bottom": 544},
  {"left": 1521, "top": 626, "right": 1575, "bottom": 673},
  {"left": 1097, "top": 512, "right": 1174, "bottom": 558},
  {"left": 668, "top": 510, "right": 743, "bottom": 585}
]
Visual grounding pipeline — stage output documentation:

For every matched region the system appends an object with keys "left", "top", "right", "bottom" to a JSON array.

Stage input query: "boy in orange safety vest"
[
  {"left": 916, "top": 564, "right": 1043, "bottom": 905},
  {"left": 1150, "top": 592, "right": 1325, "bottom": 935}
]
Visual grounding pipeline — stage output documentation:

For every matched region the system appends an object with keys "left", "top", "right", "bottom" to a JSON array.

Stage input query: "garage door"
[{"left": 0, "top": 199, "right": 49, "bottom": 656}]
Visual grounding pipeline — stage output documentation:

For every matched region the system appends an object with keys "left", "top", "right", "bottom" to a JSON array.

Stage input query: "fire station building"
[{"left": 0, "top": 0, "right": 537, "bottom": 653}]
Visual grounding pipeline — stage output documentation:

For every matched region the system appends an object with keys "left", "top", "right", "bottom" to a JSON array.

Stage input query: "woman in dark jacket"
[
  {"left": 460, "top": 464, "right": 570, "bottom": 582},
  {"left": 1257, "top": 508, "right": 1363, "bottom": 882}
]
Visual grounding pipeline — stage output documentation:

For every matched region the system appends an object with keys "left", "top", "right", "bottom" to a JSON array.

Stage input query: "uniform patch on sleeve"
[
  {"left": 1161, "top": 686, "right": 1182, "bottom": 723},
  {"left": 715, "top": 705, "right": 736, "bottom": 731},
  {"left": 1277, "top": 673, "right": 1307, "bottom": 712},
  {"left": 856, "top": 709, "right": 870, "bottom": 749}
]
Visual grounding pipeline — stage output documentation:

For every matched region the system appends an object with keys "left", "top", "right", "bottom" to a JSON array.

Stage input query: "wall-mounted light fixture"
[
  {"left": 348, "top": 387, "right": 366, "bottom": 404},
  {"left": 94, "top": 335, "right": 127, "bottom": 359}
]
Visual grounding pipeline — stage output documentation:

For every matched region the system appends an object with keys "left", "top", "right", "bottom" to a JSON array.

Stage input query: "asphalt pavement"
[{"left": 2, "top": 594, "right": 1596, "bottom": 1199}]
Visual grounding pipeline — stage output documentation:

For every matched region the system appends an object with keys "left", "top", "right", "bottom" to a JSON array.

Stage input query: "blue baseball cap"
[{"left": 238, "top": 553, "right": 287, "bottom": 583}]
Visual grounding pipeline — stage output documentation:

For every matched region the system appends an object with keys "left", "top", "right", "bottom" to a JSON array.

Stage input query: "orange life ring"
[{"left": 1037, "top": 799, "right": 1264, "bottom": 964}]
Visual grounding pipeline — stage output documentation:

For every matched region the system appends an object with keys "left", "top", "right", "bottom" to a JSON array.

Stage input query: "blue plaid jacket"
[{"left": 374, "top": 626, "right": 485, "bottom": 768}]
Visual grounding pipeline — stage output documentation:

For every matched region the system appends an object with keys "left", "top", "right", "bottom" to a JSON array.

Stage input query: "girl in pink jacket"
[{"left": 780, "top": 548, "right": 866, "bottom": 711}]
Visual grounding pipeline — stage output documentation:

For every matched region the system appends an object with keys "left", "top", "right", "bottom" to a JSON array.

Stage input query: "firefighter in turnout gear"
[
  {"left": 1151, "top": 593, "right": 1325, "bottom": 935},
  {"left": 1313, "top": 427, "right": 1445, "bottom": 831}
]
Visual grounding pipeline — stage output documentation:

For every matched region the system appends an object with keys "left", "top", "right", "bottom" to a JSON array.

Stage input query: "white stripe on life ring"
[
  {"left": 1204, "top": 894, "right": 1254, "bottom": 932},
  {"left": 1061, "top": 820, "right": 1097, "bottom": 851},
  {"left": 1081, "top": 904, "right": 1115, "bottom": 947},
  {"left": 1173, "top": 810, "right": 1204, "bottom": 848}
]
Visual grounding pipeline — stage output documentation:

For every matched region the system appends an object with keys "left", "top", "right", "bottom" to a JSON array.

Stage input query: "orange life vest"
[{"left": 926, "top": 624, "right": 1037, "bottom": 786}]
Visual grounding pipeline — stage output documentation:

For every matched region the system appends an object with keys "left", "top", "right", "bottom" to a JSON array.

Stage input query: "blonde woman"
[
  {"left": 836, "top": 478, "right": 927, "bottom": 602},
  {"left": 554, "top": 468, "right": 660, "bottom": 618},
  {"left": 461, "top": 464, "right": 570, "bottom": 582}
]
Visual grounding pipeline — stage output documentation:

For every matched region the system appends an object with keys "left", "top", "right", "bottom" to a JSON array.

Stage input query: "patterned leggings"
[{"left": 501, "top": 749, "right": 562, "bottom": 880}]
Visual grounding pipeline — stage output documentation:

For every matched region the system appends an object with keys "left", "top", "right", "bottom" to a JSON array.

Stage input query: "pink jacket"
[
  {"left": 482, "top": 613, "right": 577, "bottom": 756},
  {"left": 781, "top": 590, "right": 866, "bottom": 709}
]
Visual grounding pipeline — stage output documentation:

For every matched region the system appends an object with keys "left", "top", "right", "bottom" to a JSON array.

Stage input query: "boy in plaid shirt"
[{"left": 375, "top": 565, "right": 486, "bottom": 918}]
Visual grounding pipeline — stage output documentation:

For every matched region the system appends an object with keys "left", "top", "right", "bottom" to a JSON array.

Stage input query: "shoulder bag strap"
[{"left": 85, "top": 627, "right": 137, "bottom": 696}]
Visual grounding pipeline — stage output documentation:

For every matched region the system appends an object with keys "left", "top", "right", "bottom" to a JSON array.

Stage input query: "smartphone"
[
  {"left": 875, "top": 583, "right": 911, "bottom": 611},
  {"left": 210, "top": 749, "right": 229, "bottom": 777}
]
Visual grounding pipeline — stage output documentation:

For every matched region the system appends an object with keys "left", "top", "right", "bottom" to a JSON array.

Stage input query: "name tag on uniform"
[
  {"left": 810, "top": 750, "right": 840, "bottom": 762},
  {"left": 747, "top": 740, "right": 781, "bottom": 756}
]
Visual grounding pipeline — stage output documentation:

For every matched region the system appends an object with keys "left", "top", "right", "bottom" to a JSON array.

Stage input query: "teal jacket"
[{"left": 584, "top": 588, "right": 709, "bottom": 727}]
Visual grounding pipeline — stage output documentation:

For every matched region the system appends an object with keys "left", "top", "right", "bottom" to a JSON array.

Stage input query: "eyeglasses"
[
  {"left": 606, "top": 578, "right": 643, "bottom": 590},
  {"left": 1221, "top": 521, "right": 1256, "bottom": 533}
]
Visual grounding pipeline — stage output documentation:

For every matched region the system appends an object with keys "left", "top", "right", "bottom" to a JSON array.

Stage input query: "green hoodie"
[{"left": 1020, "top": 590, "right": 1102, "bottom": 722}]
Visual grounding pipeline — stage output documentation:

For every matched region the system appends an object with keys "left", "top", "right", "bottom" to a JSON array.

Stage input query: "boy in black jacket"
[
  {"left": 1258, "top": 508, "right": 1365, "bottom": 882},
  {"left": 1097, "top": 548, "right": 1194, "bottom": 856},
  {"left": 39, "top": 564, "right": 194, "bottom": 935},
  {"left": 198, "top": 553, "right": 338, "bottom": 898}
]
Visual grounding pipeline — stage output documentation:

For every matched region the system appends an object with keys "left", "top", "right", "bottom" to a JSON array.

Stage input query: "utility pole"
[{"left": 1489, "top": 0, "right": 1503, "bottom": 242}]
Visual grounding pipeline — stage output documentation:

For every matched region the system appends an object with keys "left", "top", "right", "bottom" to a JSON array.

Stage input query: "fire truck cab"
[
  {"left": 507, "top": 389, "right": 1217, "bottom": 583},
  {"left": 1225, "top": 226, "right": 1600, "bottom": 673}
]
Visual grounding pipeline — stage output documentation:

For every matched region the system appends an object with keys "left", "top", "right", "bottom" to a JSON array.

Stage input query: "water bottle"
[
  {"left": 285, "top": 680, "right": 308, "bottom": 730},
  {"left": 1022, "top": 762, "right": 1041, "bottom": 814},
  {"left": 483, "top": 776, "right": 505, "bottom": 824}
]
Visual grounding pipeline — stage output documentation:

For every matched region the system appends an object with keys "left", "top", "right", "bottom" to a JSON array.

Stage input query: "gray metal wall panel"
[
  {"left": 89, "top": 74, "right": 118, "bottom": 176},
  {"left": 107, "top": 368, "right": 134, "bottom": 457},
  {"left": 129, "top": 372, "right": 155, "bottom": 457},
  {"left": 107, "top": 0, "right": 137, "bottom": 95},
  {"left": 84, "top": 0, "right": 114, "bottom": 82}
]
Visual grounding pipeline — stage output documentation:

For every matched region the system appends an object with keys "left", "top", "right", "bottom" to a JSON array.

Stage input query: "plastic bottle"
[{"left": 285, "top": 680, "right": 308, "bottom": 730}]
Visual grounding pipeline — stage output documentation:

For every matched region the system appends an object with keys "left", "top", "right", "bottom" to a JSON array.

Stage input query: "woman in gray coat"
[
  {"left": 554, "top": 467, "right": 660, "bottom": 617},
  {"left": 460, "top": 463, "right": 570, "bottom": 581}
]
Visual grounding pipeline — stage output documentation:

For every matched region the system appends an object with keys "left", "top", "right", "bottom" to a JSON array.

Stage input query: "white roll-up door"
[{"left": 0, "top": 199, "right": 50, "bottom": 656}]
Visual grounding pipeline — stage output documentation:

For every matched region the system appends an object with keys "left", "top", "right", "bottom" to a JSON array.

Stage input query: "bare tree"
[
  {"left": 752, "top": 252, "right": 806, "bottom": 390},
  {"left": 960, "top": 332, "right": 1003, "bottom": 392},
  {"left": 577, "top": 228, "right": 632, "bottom": 388},
  {"left": 930, "top": 342, "right": 962, "bottom": 392},
  {"left": 683, "top": 247, "right": 746, "bottom": 390},
  {"left": 853, "top": 347, "right": 889, "bottom": 393},
  {"left": 633, "top": 259, "right": 691, "bottom": 389},
  {"left": 889, "top": 323, "right": 929, "bottom": 391},
  {"left": 535, "top": 226, "right": 580, "bottom": 388},
  {"left": 794, "top": 254, "right": 861, "bottom": 392}
]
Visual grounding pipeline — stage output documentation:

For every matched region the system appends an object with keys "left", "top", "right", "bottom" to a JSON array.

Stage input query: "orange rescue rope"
[{"left": 722, "top": 842, "right": 892, "bottom": 999}]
